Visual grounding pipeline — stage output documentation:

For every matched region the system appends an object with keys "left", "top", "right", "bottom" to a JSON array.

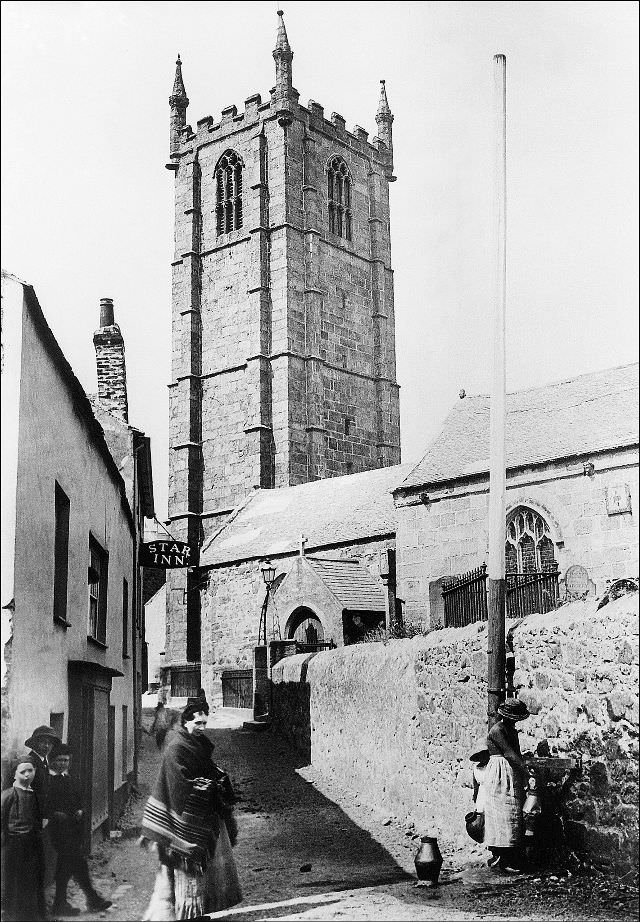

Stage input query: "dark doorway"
[
  {"left": 286, "top": 607, "right": 324, "bottom": 644},
  {"left": 107, "top": 706, "right": 115, "bottom": 829}
]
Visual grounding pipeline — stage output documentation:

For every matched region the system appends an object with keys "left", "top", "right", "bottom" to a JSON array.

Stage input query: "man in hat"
[
  {"left": 47, "top": 744, "right": 112, "bottom": 916},
  {"left": 25, "top": 724, "right": 60, "bottom": 818}
]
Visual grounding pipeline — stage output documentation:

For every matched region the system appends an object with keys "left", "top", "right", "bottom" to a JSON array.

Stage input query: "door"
[
  {"left": 67, "top": 662, "right": 116, "bottom": 849},
  {"left": 91, "top": 688, "right": 110, "bottom": 831},
  {"left": 221, "top": 669, "right": 253, "bottom": 708}
]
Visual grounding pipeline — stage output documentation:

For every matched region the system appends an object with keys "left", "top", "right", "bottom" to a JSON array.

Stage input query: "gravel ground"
[{"left": 47, "top": 710, "right": 638, "bottom": 922}]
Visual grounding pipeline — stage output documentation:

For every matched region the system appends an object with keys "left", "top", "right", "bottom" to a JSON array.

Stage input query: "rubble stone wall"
[{"left": 271, "top": 595, "right": 639, "bottom": 869}]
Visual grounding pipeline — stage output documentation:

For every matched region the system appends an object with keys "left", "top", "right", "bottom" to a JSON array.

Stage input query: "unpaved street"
[{"left": 52, "top": 709, "right": 637, "bottom": 922}]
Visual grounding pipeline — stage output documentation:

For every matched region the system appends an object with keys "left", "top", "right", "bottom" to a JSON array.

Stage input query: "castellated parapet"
[{"left": 166, "top": 12, "right": 401, "bottom": 665}]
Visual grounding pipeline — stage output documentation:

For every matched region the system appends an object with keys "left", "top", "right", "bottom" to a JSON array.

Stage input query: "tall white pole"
[{"left": 487, "top": 53, "right": 507, "bottom": 729}]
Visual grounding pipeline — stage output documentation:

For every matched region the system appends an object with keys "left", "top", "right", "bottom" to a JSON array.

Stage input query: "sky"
[{"left": 1, "top": 1, "right": 638, "bottom": 520}]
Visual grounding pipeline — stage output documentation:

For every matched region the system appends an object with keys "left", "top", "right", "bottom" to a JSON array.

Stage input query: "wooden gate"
[
  {"left": 222, "top": 669, "right": 253, "bottom": 708},
  {"left": 170, "top": 665, "right": 201, "bottom": 698}
]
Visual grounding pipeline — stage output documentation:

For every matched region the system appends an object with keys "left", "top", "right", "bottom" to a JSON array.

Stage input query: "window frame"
[
  {"left": 122, "top": 577, "right": 130, "bottom": 658},
  {"left": 327, "top": 156, "right": 353, "bottom": 242},
  {"left": 87, "top": 533, "right": 109, "bottom": 647},
  {"left": 122, "top": 704, "right": 128, "bottom": 782},
  {"left": 215, "top": 150, "right": 244, "bottom": 236},
  {"left": 505, "top": 506, "right": 556, "bottom": 573},
  {"left": 53, "top": 482, "right": 71, "bottom": 626}
]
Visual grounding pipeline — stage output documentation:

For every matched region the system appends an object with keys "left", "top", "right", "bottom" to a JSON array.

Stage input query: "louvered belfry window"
[
  {"left": 327, "top": 156, "right": 352, "bottom": 241},
  {"left": 215, "top": 151, "right": 243, "bottom": 235}
]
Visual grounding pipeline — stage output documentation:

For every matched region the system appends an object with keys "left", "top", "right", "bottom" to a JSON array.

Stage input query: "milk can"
[{"left": 414, "top": 836, "right": 443, "bottom": 885}]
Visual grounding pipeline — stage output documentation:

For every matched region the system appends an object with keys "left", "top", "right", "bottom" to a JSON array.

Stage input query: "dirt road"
[{"left": 51, "top": 709, "right": 637, "bottom": 921}]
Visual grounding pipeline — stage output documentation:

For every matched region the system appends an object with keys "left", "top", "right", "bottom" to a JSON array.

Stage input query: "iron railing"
[
  {"left": 443, "top": 563, "right": 561, "bottom": 627},
  {"left": 443, "top": 564, "right": 488, "bottom": 628},
  {"left": 295, "top": 641, "right": 336, "bottom": 654},
  {"left": 506, "top": 565, "right": 560, "bottom": 617}
]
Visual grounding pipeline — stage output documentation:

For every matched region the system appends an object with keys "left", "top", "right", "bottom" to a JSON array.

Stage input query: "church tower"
[{"left": 166, "top": 12, "right": 400, "bottom": 664}]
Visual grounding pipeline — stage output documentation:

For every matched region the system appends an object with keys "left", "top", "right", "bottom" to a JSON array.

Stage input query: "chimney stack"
[{"left": 93, "top": 298, "right": 129, "bottom": 422}]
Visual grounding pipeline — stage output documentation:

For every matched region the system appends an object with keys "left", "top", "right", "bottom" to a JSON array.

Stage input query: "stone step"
[{"left": 242, "top": 718, "right": 271, "bottom": 732}]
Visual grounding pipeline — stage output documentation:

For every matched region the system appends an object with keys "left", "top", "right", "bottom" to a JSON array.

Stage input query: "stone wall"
[
  {"left": 270, "top": 594, "right": 639, "bottom": 869},
  {"left": 396, "top": 450, "right": 639, "bottom": 626}
]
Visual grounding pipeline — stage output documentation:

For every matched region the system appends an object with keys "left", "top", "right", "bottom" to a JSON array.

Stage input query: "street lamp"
[
  {"left": 258, "top": 560, "right": 276, "bottom": 645},
  {"left": 260, "top": 560, "right": 276, "bottom": 589}
]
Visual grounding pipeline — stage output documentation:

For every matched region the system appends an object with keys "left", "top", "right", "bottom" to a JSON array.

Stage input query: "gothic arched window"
[
  {"left": 215, "top": 150, "right": 243, "bottom": 235},
  {"left": 505, "top": 507, "right": 556, "bottom": 574},
  {"left": 327, "top": 156, "right": 352, "bottom": 241}
]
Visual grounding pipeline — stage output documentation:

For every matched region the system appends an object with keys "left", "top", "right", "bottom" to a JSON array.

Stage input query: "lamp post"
[
  {"left": 259, "top": 559, "right": 276, "bottom": 645},
  {"left": 254, "top": 560, "right": 276, "bottom": 719}
]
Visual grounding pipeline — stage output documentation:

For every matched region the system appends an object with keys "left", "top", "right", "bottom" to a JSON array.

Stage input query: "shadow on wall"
[{"left": 270, "top": 654, "right": 315, "bottom": 764}]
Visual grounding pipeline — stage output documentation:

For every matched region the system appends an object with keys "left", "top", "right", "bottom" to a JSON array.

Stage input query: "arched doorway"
[{"left": 286, "top": 607, "right": 325, "bottom": 646}]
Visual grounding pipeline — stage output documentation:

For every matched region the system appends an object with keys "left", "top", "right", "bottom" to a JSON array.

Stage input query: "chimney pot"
[{"left": 100, "top": 297, "right": 115, "bottom": 327}]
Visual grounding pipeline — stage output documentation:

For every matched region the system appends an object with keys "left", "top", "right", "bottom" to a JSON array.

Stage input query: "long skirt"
[
  {"left": 483, "top": 755, "right": 524, "bottom": 849},
  {"left": 1, "top": 832, "right": 46, "bottom": 921},
  {"left": 143, "top": 821, "right": 242, "bottom": 921}
]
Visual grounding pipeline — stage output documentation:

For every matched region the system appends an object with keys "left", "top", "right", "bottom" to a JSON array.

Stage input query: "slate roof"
[
  {"left": 200, "top": 463, "right": 410, "bottom": 567},
  {"left": 400, "top": 363, "right": 639, "bottom": 492},
  {"left": 306, "top": 558, "right": 387, "bottom": 612}
]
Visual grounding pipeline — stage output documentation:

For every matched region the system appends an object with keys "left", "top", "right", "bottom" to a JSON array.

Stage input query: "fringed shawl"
[{"left": 141, "top": 728, "right": 225, "bottom": 873}]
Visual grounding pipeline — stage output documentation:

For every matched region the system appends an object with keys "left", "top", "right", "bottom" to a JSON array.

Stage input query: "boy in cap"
[{"left": 48, "top": 744, "right": 112, "bottom": 916}]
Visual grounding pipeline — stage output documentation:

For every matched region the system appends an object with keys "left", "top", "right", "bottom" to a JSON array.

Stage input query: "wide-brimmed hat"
[
  {"left": 498, "top": 698, "right": 530, "bottom": 722},
  {"left": 469, "top": 739, "right": 490, "bottom": 763},
  {"left": 24, "top": 725, "right": 60, "bottom": 749}
]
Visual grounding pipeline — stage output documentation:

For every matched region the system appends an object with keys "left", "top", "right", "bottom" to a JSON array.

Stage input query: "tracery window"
[
  {"left": 505, "top": 507, "right": 556, "bottom": 574},
  {"left": 327, "top": 156, "right": 352, "bottom": 241},
  {"left": 215, "top": 150, "right": 243, "bottom": 235}
]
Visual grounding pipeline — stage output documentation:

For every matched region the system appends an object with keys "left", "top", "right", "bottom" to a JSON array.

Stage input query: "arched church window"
[
  {"left": 327, "top": 156, "right": 352, "bottom": 241},
  {"left": 215, "top": 151, "right": 243, "bottom": 235},
  {"left": 505, "top": 507, "right": 556, "bottom": 574}
]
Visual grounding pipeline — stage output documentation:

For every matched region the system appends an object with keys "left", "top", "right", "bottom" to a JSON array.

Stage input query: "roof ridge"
[
  {"left": 506, "top": 385, "right": 639, "bottom": 415},
  {"left": 463, "top": 362, "right": 638, "bottom": 401}
]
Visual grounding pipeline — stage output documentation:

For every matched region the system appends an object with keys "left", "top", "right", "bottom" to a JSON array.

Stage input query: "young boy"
[
  {"left": 1, "top": 756, "right": 47, "bottom": 921},
  {"left": 47, "top": 744, "right": 112, "bottom": 916}
]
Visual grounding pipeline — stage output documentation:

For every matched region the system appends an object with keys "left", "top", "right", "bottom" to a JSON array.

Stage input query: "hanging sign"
[{"left": 139, "top": 540, "right": 193, "bottom": 569}]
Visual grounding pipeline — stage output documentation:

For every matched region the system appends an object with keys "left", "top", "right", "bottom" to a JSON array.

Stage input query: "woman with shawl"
[
  {"left": 140, "top": 700, "right": 242, "bottom": 920},
  {"left": 484, "top": 697, "right": 530, "bottom": 873}
]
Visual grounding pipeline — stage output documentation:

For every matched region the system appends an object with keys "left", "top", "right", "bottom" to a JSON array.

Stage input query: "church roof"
[
  {"left": 200, "top": 463, "right": 410, "bottom": 567},
  {"left": 400, "top": 363, "right": 639, "bottom": 492},
  {"left": 307, "top": 558, "right": 387, "bottom": 612}
]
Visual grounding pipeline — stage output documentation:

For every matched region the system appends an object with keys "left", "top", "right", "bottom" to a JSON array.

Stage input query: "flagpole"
[{"left": 487, "top": 53, "right": 507, "bottom": 729}]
